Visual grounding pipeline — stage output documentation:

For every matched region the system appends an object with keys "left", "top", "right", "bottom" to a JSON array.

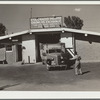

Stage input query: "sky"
[{"left": 0, "top": 4, "right": 100, "bottom": 34}]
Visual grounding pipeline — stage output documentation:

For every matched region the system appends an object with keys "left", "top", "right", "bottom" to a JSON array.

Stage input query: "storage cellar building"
[{"left": 0, "top": 16, "right": 100, "bottom": 64}]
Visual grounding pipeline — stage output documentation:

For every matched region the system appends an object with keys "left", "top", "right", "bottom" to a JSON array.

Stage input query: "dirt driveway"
[{"left": 0, "top": 62, "right": 100, "bottom": 91}]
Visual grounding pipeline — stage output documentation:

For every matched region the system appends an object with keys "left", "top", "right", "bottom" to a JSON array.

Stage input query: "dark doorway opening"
[
  {"left": 17, "top": 45, "right": 22, "bottom": 61},
  {"left": 35, "top": 33, "right": 60, "bottom": 62}
]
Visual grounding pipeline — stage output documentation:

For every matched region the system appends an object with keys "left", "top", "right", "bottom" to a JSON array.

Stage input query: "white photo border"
[{"left": 0, "top": 1, "right": 100, "bottom": 99}]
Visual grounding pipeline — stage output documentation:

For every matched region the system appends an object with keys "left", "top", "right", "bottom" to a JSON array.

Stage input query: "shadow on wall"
[
  {"left": 37, "top": 33, "right": 61, "bottom": 43},
  {"left": 75, "top": 33, "right": 100, "bottom": 43}
]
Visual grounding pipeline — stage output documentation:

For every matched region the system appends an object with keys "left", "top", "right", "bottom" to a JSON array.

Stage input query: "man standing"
[{"left": 70, "top": 51, "right": 82, "bottom": 75}]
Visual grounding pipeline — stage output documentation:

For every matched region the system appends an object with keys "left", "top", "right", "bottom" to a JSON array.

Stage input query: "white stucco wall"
[
  {"left": 6, "top": 45, "right": 16, "bottom": 64},
  {"left": 0, "top": 47, "right": 5, "bottom": 61},
  {"left": 60, "top": 32, "right": 74, "bottom": 57},
  {"left": 22, "top": 34, "right": 36, "bottom": 63},
  {"left": 60, "top": 32, "right": 73, "bottom": 48}
]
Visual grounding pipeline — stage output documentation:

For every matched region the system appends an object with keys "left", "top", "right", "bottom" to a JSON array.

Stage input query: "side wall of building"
[
  {"left": 0, "top": 46, "right": 5, "bottom": 62},
  {"left": 0, "top": 44, "right": 17, "bottom": 64},
  {"left": 75, "top": 34, "right": 100, "bottom": 62},
  {"left": 6, "top": 45, "right": 17, "bottom": 64}
]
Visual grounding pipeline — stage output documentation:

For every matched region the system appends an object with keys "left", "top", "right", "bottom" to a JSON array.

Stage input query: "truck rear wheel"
[{"left": 65, "top": 66, "right": 68, "bottom": 70}]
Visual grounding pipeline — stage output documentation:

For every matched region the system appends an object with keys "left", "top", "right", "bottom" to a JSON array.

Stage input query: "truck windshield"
[{"left": 49, "top": 49, "right": 61, "bottom": 53}]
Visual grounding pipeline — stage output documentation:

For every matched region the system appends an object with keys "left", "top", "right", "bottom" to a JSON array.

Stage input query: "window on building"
[
  {"left": 0, "top": 44, "right": 4, "bottom": 48},
  {"left": 6, "top": 45, "right": 12, "bottom": 52}
]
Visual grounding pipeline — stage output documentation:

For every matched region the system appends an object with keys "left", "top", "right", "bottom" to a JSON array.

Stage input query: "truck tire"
[
  {"left": 65, "top": 66, "right": 68, "bottom": 70},
  {"left": 42, "top": 61, "right": 45, "bottom": 65},
  {"left": 42, "top": 60, "right": 46, "bottom": 65}
]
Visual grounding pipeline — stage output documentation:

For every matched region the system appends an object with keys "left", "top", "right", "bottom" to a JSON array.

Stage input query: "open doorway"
[
  {"left": 35, "top": 33, "right": 60, "bottom": 62},
  {"left": 16, "top": 45, "right": 22, "bottom": 61}
]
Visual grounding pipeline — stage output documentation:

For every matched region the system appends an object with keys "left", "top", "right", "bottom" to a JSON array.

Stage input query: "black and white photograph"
[{"left": 0, "top": 1, "right": 100, "bottom": 92}]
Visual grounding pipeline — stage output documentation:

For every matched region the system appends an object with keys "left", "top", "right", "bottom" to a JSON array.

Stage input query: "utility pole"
[
  {"left": 30, "top": 8, "right": 33, "bottom": 29},
  {"left": 30, "top": 8, "right": 32, "bottom": 18}
]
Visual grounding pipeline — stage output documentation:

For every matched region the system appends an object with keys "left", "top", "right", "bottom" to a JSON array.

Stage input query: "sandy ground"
[{"left": 0, "top": 62, "right": 100, "bottom": 91}]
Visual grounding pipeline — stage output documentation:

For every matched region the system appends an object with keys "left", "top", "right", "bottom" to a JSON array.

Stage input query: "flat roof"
[{"left": 0, "top": 27, "right": 100, "bottom": 40}]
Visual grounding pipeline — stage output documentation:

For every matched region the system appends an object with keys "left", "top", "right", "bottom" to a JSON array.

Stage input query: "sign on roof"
[{"left": 30, "top": 16, "right": 62, "bottom": 29}]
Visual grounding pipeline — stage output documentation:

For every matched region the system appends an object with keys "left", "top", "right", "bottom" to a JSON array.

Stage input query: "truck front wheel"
[{"left": 42, "top": 59, "right": 46, "bottom": 65}]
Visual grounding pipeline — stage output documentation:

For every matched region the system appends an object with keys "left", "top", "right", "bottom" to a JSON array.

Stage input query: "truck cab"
[{"left": 40, "top": 43, "right": 69, "bottom": 70}]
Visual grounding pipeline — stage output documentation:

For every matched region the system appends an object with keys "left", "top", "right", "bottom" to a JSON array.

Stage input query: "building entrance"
[
  {"left": 35, "top": 33, "right": 60, "bottom": 62},
  {"left": 16, "top": 45, "right": 22, "bottom": 62}
]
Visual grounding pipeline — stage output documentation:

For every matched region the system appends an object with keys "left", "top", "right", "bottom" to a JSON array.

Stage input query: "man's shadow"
[{"left": 82, "top": 71, "right": 90, "bottom": 75}]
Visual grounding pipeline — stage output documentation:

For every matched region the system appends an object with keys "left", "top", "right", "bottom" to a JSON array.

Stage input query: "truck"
[{"left": 40, "top": 43, "right": 69, "bottom": 71}]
